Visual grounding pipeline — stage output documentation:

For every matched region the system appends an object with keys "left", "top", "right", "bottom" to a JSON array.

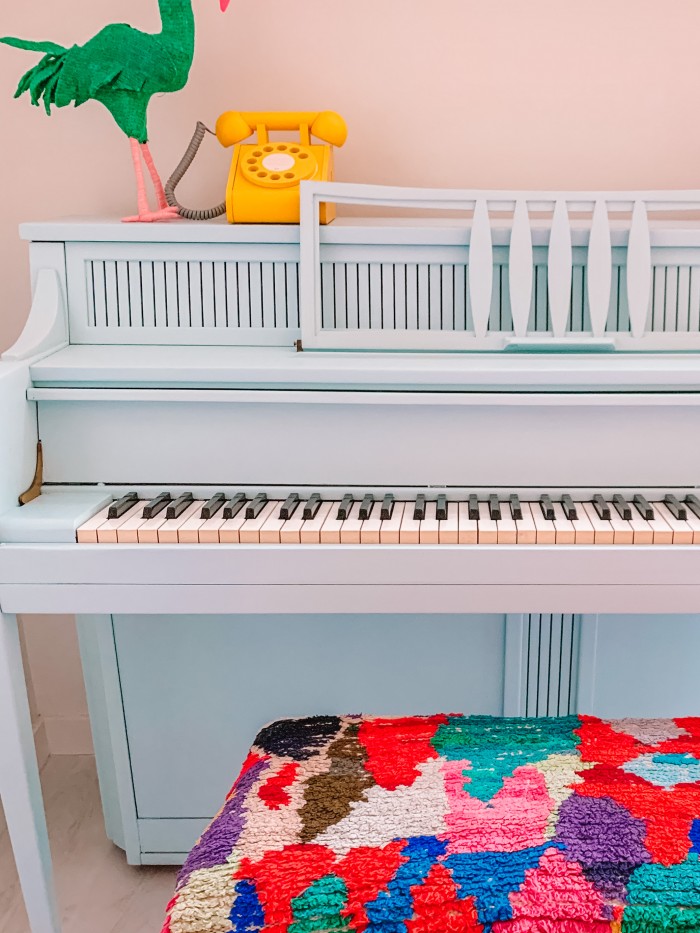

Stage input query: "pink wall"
[
  {"left": 1, "top": 0, "right": 699, "bottom": 747},
  {"left": 2, "top": 0, "right": 700, "bottom": 348}
]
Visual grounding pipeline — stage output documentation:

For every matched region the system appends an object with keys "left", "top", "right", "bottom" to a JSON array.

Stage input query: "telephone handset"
[
  {"left": 215, "top": 111, "right": 347, "bottom": 224},
  {"left": 166, "top": 111, "right": 347, "bottom": 224}
]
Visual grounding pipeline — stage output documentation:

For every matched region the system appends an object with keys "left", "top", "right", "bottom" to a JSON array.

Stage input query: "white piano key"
[
  {"left": 457, "top": 502, "right": 478, "bottom": 544},
  {"left": 569, "top": 505, "right": 594, "bottom": 544},
  {"left": 320, "top": 503, "right": 345, "bottom": 544},
  {"left": 117, "top": 507, "right": 150, "bottom": 543},
  {"left": 608, "top": 507, "right": 634, "bottom": 545},
  {"left": 532, "top": 502, "right": 556, "bottom": 544},
  {"left": 96, "top": 501, "right": 147, "bottom": 544},
  {"left": 360, "top": 501, "right": 382, "bottom": 544},
  {"left": 643, "top": 507, "right": 674, "bottom": 545},
  {"left": 76, "top": 505, "right": 113, "bottom": 543},
  {"left": 514, "top": 502, "right": 537, "bottom": 544},
  {"left": 239, "top": 500, "right": 280, "bottom": 544},
  {"left": 419, "top": 502, "right": 440, "bottom": 544},
  {"left": 653, "top": 502, "right": 693, "bottom": 544},
  {"left": 683, "top": 508, "right": 700, "bottom": 543},
  {"left": 138, "top": 512, "right": 170, "bottom": 544},
  {"left": 259, "top": 502, "right": 288, "bottom": 544},
  {"left": 341, "top": 501, "right": 364, "bottom": 544},
  {"left": 380, "top": 501, "right": 405, "bottom": 544},
  {"left": 178, "top": 505, "right": 209, "bottom": 544},
  {"left": 478, "top": 501, "right": 498, "bottom": 544},
  {"left": 158, "top": 501, "right": 204, "bottom": 543},
  {"left": 218, "top": 507, "right": 249, "bottom": 544},
  {"left": 198, "top": 514, "right": 228, "bottom": 544},
  {"left": 300, "top": 501, "right": 334, "bottom": 543},
  {"left": 628, "top": 510, "right": 654, "bottom": 545},
  {"left": 280, "top": 505, "right": 307, "bottom": 544},
  {"left": 581, "top": 502, "right": 615, "bottom": 545},
  {"left": 399, "top": 501, "right": 421, "bottom": 544},
  {"left": 551, "top": 502, "right": 575, "bottom": 545},
  {"left": 496, "top": 502, "right": 518, "bottom": 544},
  {"left": 439, "top": 502, "right": 459, "bottom": 544}
]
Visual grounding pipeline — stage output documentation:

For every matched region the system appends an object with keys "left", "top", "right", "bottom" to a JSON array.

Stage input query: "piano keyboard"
[{"left": 76, "top": 491, "right": 700, "bottom": 545}]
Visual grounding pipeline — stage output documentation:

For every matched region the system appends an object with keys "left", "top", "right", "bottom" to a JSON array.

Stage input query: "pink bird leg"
[{"left": 123, "top": 138, "right": 180, "bottom": 223}]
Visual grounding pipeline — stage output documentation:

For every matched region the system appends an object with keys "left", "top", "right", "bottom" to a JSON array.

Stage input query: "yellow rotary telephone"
[{"left": 166, "top": 111, "right": 348, "bottom": 224}]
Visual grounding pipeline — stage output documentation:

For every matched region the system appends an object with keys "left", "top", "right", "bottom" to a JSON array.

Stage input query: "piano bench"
[{"left": 161, "top": 714, "right": 700, "bottom": 932}]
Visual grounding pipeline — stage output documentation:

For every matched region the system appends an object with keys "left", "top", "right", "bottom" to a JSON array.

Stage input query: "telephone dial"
[{"left": 166, "top": 111, "right": 348, "bottom": 224}]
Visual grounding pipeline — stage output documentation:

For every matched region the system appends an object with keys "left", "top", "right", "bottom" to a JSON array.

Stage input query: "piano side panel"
[{"left": 37, "top": 394, "right": 700, "bottom": 488}]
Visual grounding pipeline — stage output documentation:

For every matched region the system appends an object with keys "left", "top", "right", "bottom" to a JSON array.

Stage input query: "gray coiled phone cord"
[{"left": 165, "top": 122, "right": 227, "bottom": 221}]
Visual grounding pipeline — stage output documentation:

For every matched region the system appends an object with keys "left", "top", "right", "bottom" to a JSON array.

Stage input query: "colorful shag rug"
[{"left": 161, "top": 715, "right": 700, "bottom": 933}]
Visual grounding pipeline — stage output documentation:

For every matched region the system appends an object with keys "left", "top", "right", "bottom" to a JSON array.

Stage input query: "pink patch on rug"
[
  {"left": 491, "top": 846, "right": 608, "bottom": 932},
  {"left": 442, "top": 761, "right": 553, "bottom": 853}
]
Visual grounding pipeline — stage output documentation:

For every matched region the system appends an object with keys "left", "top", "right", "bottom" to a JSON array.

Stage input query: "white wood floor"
[{"left": 0, "top": 756, "right": 178, "bottom": 933}]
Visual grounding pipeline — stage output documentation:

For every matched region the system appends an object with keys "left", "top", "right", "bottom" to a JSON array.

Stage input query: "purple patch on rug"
[
  {"left": 555, "top": 793, "right": 650, "bottom": 900},
  {"left": 177, "top": 756, "right": 269, "bottom": 885}
]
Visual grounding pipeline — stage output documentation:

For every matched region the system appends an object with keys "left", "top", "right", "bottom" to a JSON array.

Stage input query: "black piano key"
[
  {"left": 201, "top": 493, "right": 226, "bottom": 520},
  {"left": 166, "top": 492, "right": 194, "bottom": 520},
  {"left": 488, "top": 494, "right": 501, "bottom": 521},
  {"left": 592, "top": 494, "right": 611, "bottom": 520},
  {"left": 539, "top": 494, "right": 555, "bottom": 521},
  {"left": 436, "top": 494, "right": 448, "bottom": 521},
  {"left": 303, "top": 493, "right": 323, "bottom": 520},
  {"left": 223, "top": 493, "right": 247, "bottom": 520},
  {"left": 380, "top": 494, "right": 395, "bottom": 521},
  {"left": 337, "top": 494, "right": 354, "bottom": 520},
  {"left": 413, "top": 494, "right": 426, "bottom": 521},
  {"left": 468, "top": 494, "right": 480, "bottom": 522},
  {"left": 245, "top": 493, "right": 268, "bottom": 519},
  {"left": 358, "top": 493, "right": 375, "bottom": 520},
  {"left": 664, "top": 493, "right": 687, "bottom": 520},
  {"left": 633, "top": 494, "right": 655, "bottom": 521},
  {"left": 142, "top": 492, "right": 171, "bottom": 519},
  {"left": 509, "top": 494, "right": 523, "bottom": 521},
  {"left": 108, "top": 492, "right": 138, "bottom": 520},
  {"left": 561, "top": 494, "right": 578, "bottom": 521},
  {"left": 685, "top": 494, "right": 700, "bottom": 520},
  {"left": 280, "top": 493, "right": 300, "bottom": 520},
  {"left": 612, "top": 493, "right": 632, "bottom": 521}
]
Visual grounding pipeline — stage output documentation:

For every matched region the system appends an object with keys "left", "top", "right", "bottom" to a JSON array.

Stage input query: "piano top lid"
[
  {"left": 27, "top": 344, "right": 700, "bottom": 392},
  {"left": 19, "top": 216, "right": 700, "bottom": 247}
]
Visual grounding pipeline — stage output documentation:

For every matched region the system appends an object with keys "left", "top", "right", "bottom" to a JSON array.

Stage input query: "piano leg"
[{"left": 0, "top": 611, "right": 61, "bottom": 933}]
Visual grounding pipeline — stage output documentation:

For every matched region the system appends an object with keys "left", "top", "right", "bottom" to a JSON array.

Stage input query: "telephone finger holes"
[{"left": 299, "top": 153, "right": 309, "bottom": 159}]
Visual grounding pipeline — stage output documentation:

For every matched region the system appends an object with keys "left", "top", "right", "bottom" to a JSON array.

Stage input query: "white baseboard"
[{"left": 42, "top": 716, "right": 94, "bottom": 756}]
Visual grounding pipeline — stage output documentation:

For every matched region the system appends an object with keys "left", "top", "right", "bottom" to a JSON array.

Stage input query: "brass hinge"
[{"left": 19, "top": 441, "right": 43, "bottom": 506}]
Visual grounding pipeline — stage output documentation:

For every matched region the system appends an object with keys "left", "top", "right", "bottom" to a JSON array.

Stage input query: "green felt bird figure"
[{"left": 1, "top": 0, "right": 232, "bottom": 222}]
